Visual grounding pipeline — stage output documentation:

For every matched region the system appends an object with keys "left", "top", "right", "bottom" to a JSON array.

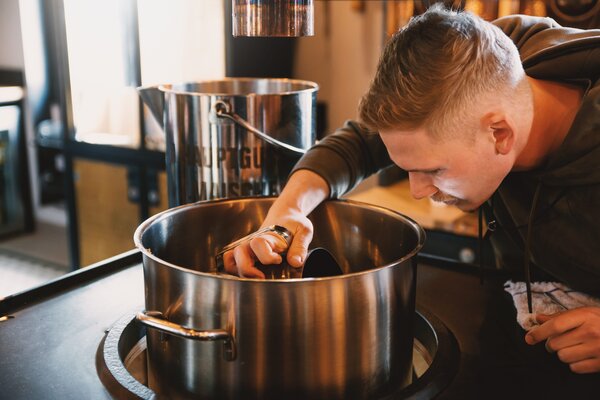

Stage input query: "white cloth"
[{"left": 504, "top": 280, "right": 600, "bottom": 331}]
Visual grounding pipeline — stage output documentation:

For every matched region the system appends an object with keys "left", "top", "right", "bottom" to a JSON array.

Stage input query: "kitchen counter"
[
  {"left": 0, "top": 251, "right": 597, "bottom": 399},
  {"left": 347, "top": 177, "right": 479, "bottom": 238},
  {"left": 347, "top": 178, "right": 491, "bottom": 266}
]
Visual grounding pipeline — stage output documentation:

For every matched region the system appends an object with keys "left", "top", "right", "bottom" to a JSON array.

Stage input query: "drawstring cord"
[
  {"left": 478, "top": 183, "right": 547, "bottom": 313},
  {"left": 524, "top": 182, "right": 543, "bottom": 314},
  {"left": 478, "top": 194, "right": 496, "bottom": 284},
  {"left": 478, "top": 207, "right": 484, "bottom": 284}
]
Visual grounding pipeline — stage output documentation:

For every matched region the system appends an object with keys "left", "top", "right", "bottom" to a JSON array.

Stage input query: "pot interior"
[{"left": 137, "top": 197, "right": 424, "bottom": 276}]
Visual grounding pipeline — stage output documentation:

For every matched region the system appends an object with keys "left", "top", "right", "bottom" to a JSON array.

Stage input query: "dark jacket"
[{"left": 292, "top": 15, "right": 600, "bottom": 294}]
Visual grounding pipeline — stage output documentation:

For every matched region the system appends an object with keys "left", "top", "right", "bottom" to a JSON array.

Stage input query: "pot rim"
[
  {"left": 133, "top": 196, "right": 426, "bottom": 283},
  {"left": 139, "top": 77, "right": 319, "bottom": 98}
]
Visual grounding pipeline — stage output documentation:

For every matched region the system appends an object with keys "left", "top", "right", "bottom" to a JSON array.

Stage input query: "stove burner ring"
[
  {"left": 97, "top": 310, "right": 459, "bottom": 399},
  {"left": 97, "top": 313, "right": 155, "bottom": 400}
]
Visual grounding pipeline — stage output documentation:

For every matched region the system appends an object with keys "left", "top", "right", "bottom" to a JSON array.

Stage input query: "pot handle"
[
  {"left": 137, "top": 311, "right": 236, "bottom": 361},
  {"left": 213, "top": 100, "right": 307, "bottom": 156}
]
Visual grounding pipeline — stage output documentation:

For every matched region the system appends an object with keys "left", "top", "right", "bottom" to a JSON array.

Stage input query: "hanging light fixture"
[{"left": 232, "top": 0, "right": 314, "bottom": 37}]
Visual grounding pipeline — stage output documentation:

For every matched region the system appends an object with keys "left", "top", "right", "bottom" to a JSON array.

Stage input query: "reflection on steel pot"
[
  {"left": 134, "top": 197, "right": 425, "bottom": 400},
  {"left": 232, "top": 0, "right": 315, "bottom": 37},
  {"left": 138, "top": 78, "right": 318, "bottom": 207}
]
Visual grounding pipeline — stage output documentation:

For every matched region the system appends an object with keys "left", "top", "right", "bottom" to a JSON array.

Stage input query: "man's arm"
[
  {"left": 224, "top": 121, "right": 394, "bottom": 277},
  {"left": 223, "top": 169, "right": 330, "bottom": 278},
  {"left": 292, "top": 120, "right": 394, "bottom": 198}
]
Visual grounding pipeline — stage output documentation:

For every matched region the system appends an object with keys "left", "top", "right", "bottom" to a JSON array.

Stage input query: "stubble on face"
[
  {"left": 429, "top": 191, "right": 460, "bottom": 205},
  {"left": 430, "top": 190, "right": 483, "bottom": 211}
]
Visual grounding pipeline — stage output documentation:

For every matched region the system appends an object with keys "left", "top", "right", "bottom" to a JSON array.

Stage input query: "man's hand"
[
  {"left": 222, "top": 170, "right": 329, "bottom": 279},
  {"left": 222, "top": 210, "right": 314, "bottom": 278},
  {"left": 525, "top": 307, "right": 600, "bottom": 374}
]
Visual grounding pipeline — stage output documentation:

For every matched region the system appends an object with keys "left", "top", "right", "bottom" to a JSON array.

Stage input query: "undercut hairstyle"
[{"left": 358, "top": 4, "right": 526, "bottom": 140}]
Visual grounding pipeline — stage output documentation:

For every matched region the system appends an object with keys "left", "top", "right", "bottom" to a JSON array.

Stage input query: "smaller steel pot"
[{"left": 138, "top": 78, "right": 318, "bottom": 206}]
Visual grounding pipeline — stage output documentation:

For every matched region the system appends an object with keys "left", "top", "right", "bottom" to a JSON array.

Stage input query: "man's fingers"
[
  {"left": 535, "top": 313, "right": 557, "bottom": 324},
  {"left": 287, "top": 224, "right": 313, "bottom": 268},
  {"left": 233, "top": 245, "right": 264, "bottom": 279},
  {"left": 525, "top": 308, "right": 600, "bottom": 373},
  {"left": 222, "top": 245, "right": 268, "bottom": 279},
  {"left": 222, "top": 250, "right": 237, "bottom": 275},
  {"left": 250, "top": 235, "right": 284, "bottom": 265},
  {"left": 545, "top": 327, "right": 586, "bottom": 353},
  {"left": 526, "top": 312, "right": 585, "bottom": 344},
  {"left": 221, "top": 219, "right": 314, "bottom": 277},
  {"left": 569, "top": 357, "right": 600, "bottom": 374},
  {"left": 557, "top": 343, "right": 596, "bottom": 364}
]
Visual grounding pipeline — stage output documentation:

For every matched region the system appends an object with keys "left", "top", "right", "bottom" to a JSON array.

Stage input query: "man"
[{"left": 223, "top": 5, "right": 600, "bottom": 377}]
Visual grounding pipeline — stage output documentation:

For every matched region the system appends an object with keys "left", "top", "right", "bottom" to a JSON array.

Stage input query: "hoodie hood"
[
  {"left": 495, "top": 15, "right": 600, "bottom": 81},
  {"left": 538, "top": 83, "right": 600, "bottom": 187},
  {"left": 495, "top": 16, "right": 600, "bottom": 187},
  {"left": 482, "top": 16, "right": 600, "bottom": 300}
]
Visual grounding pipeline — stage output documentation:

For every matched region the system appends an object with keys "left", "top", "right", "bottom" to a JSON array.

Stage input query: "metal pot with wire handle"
[{"left": 138, "top": 78, "right": 318, "bottom": 207}]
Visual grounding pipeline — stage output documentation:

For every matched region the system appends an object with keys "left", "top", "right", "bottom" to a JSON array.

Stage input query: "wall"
[
  {"left": 69, "top": 0, "right": 227, "bottom": 265},
  {"left": 294, "top": 1, "right": 384, "bottom": 132},
  {"left": 291, "top": 1, "right": 385, "bottom": 192},
  {"left": 138, "top": 0, "right": 225, "bottom": 86},
  {"left": 0, "top": 0, "right": 25, "bottom": 69},
  {"left": 137, "top": 0, "right": 226, "bottom": 143}
]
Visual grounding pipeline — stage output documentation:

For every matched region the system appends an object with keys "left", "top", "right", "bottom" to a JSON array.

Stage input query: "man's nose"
[{"left": 408, "top": 172, "right": 438, "bottom": 199}]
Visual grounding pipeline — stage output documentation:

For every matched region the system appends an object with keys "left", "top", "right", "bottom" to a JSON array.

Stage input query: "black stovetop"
[{"left": 0, "top": 250, "right": 597, "bottom": 399}]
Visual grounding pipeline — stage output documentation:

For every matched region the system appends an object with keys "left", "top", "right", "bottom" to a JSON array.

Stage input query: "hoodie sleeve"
[
  {"left": 291, "top": 120, "right": 393, "bottom": 198},
  {"left": 493, "top": 15, "right": 600, "bottom": 82}
]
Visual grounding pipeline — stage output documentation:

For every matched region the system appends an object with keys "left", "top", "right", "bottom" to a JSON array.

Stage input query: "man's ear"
[{"left": 484, "top": 114, "right": 514, "bottom": 155}]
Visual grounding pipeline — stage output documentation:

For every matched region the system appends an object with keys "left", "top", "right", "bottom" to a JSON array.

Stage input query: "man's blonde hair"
[{"left": 359, "top": 4, "right": 525, "bottom": 139}]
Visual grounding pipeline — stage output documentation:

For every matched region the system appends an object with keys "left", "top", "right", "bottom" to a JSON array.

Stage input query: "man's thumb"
[{"left": 287, "top": 228, "right": 312, "bottom": 268}]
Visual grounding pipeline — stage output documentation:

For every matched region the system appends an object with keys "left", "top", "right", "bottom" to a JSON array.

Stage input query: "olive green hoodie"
[{"left": 293, "top": 15, "right": 600, "bottom": 294}]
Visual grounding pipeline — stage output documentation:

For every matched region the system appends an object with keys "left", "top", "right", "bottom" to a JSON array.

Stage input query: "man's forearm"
[{"left": 268, "top": 169, "right": 330, "bottom": 218}]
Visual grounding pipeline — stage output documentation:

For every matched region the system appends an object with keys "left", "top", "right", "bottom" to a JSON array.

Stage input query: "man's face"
[{"left": 379, "top": 126, "right": 512, "bottom": 211}]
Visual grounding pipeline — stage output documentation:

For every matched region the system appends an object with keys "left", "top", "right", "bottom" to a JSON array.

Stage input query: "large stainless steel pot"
[
  {"left": 134, "top": 197, "right": 425, "bottom": 399},
  {"left": 138, "top": 78, "right": 317, "bottom": 207}
]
